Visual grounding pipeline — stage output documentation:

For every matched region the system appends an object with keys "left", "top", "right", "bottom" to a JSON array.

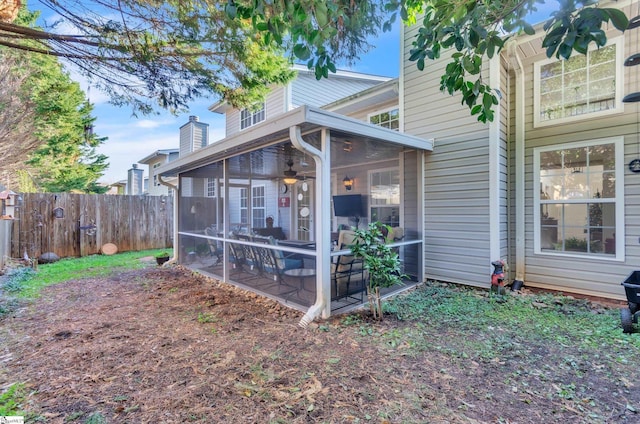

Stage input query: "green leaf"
[
  {"left": 522, "top": 22, "right": 535, "bottom": 36},
  {"left": 604, "top": 8, "right": 629, "bottom": 31},
  {"left": 472, "top": 80, "right": 480, "bottom": 96},
  {"left": 487, "top": 41, "right": 495, "bottom": 58},
  {"left": 315, "top": 3, "right": 328, "bottom": 27},
  {"left": 225, "top": 2, "right": 237, "bottom": 19},
  {"left": 293, "top": 44, "right": 311, "bottom": 61},
  {"left": 558, "top": 43, "right": 572, "bottom": 60},
  {"left": 462, "top": 56, "right": 474, "bottom": 73},
  {"left": 469, "top": 28, "right": 479, "bottom": 47},
  {"left": 409, "top": 49, "right": 424, "bottom": 61},
  {"left": 483, "top": 92, "right": 493, "bottom": 111}
]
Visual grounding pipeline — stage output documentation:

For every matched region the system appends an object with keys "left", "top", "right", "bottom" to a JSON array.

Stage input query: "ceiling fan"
[
  {"left": 282, "top": 159, "right": 315, "bottom": 184},
  {"left": 283, "top": 159, "right": 300, "bottom": 185}
]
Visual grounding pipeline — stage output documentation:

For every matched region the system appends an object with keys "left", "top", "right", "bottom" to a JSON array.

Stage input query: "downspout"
[
  {"left": 507, "top": 42, "right": 526, "bottom": 284},
  {"left": 289, "top": 125, "right": 331, "bottom": 327},
  {"left": 158, "top": 175, "right": 179, "bottom": 265},
  {"left": 488, "top": 55, "right": 501, "bottom": 266}
]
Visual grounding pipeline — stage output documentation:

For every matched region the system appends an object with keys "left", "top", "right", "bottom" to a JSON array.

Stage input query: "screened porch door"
[{"left": 294, "top": 180, "right": 313, "bottom": 241}]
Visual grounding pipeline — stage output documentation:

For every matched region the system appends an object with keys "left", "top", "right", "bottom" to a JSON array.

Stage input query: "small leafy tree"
[{"left": 351, "top": 222, "right": 404, "bottom": 320}]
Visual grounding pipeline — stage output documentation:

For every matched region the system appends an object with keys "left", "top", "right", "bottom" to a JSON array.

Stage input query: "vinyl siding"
[
  {"left": 507, "top": 66, "right": 518, "bottom": 278},
  {"left": 291, "top": 72, "right": 386, "bottom": 108},
  {"left": 347, "top": 100, "right": 399, "bottom": 123},
  {"left": 499, "top": 55, "right": 510, "bottom": 265},
  {"left": 516, "top": 4, "right": 637, "bottom": 300},
  {"left": 403, "top": 23, "right": 493, "bottom": 288},
  {"left": 224, "top": 86, "right": 287, "bottom": 137},
  {"left": 224, "top": 74, "right": 387, "bottom": 136}
]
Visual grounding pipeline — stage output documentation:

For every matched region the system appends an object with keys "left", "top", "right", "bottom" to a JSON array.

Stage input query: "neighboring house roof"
[
  {"left": 208, "top": 64, "right": 392, "bottom": 114},
  {"left": 138, "top": 149, "right": 180, "bottom": 164},
  {"left": 157, "top": 105, "right": 433, "bottom": 177},
  {"left": 322, "top": 78, "right": 399, "bottom": 115},
  {"left": 111, "top": 180, "right": 127, "bottom": 188}
]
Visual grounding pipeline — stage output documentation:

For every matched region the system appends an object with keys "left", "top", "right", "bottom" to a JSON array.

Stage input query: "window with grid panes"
[{"left": 535, "top": 38, "right": 621, "bottom": 126}]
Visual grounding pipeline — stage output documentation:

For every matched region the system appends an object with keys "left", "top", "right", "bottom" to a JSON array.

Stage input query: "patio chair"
[
  {"left": 228, "top": 233, "right": 246, "bottom": 271},
  {"left": 204, "top": 226, "right": 224, "bottom": 264},
  {"left": 237, "top": 233, "right": 259, "bottom": 273},
  {"left": 252, "top": 236, "right": 303, "bottom": 283},
  {"left": 331, "top": 230, "right": 367, "bottom": 302}
]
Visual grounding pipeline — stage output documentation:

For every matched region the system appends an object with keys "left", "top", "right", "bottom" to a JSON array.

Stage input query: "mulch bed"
[{"left": 0, "top": 265, "right": 637, "bottom": 423}]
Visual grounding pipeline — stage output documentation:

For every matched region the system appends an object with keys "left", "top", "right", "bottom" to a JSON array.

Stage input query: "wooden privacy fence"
[{"left": 10, "top": 193, "right": 173, "bottom": 259}]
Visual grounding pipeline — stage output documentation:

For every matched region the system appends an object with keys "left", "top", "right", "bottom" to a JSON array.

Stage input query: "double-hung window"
[
  {"left": 153, "top": 163, "right": 161, "bottom": 186},
  {"left": 369, "top": 107, "right": 399, "bottom": 131},
  {"left": 369, "top": 168, "right": 400, "bottom": 227},
  {"left": 251, "top": 185, "right": 265, "bottom": 229},
  {"left": 240, "top": 103, "right": 266, "bottom": 130},
  {"left": 534, "top": 137, "right": 623, "bottom": 260},
  {"left": 239, "top": 188, "right": 248, "bottom": 224},
  {"left": 534, "top": 37, "right": 622, "bottom": 127},
  {"left": 206, "top": 178, "right": 216, "bottom": 197}
]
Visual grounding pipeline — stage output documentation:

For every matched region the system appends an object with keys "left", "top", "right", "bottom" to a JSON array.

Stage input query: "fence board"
[{"left": 9, "top": 193, "right": 173, "bottom": 259}]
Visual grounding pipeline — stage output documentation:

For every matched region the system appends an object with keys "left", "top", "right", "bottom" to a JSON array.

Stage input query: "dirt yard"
[{"left": 0, "top": 264, "right": 638, "bottom": 423}]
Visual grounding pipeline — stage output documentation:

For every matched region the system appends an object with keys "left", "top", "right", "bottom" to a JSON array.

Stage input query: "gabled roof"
[
  {"left": 208, "top": 65, "right": 392, "bottom": 114},
  {"left": 138, "top": 149, "right": 180, "bottom": 164},
  {"left": 322, "top": 78, "right": 399, "bottom": 115},
  {"left": 157, "top": 105, "right": 433, "bottom": 177}
]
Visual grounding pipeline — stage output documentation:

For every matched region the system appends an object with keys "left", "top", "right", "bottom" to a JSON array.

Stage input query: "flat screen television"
[{"left": 333, "top": 194, "right": 363, "bottom": 217}]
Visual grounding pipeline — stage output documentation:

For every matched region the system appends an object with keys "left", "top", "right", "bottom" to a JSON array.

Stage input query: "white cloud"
[
  {"left": 95, "top": 103, "right": 225, "bottom": 184},
  {"left": 135, "top": 119, "right": 170, "bottom": 129}
]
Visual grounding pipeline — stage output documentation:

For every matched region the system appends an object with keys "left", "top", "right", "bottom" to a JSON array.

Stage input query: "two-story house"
[
  {"left": 139, "top": 149, "right": 180, "bottom": 196},
  {"left": 158, "top": 0, "right": 636, "bottom": 324},
  {"left": 401, "top": 0, "right": 636, "bottom": 301}
]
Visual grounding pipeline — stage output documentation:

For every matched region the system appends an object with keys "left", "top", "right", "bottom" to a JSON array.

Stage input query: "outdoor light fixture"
[
  {"left": 283, "top": 159, "right": 299, "bottom": 185},
  {"left": 343, "top": 176, "right": 354, "bottom": 191},
  {"left": 53, "top": 207, "right": 64, "bottom": 219}
]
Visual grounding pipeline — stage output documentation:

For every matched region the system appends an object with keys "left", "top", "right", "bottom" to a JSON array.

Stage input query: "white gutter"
[
  {"left": 488, "top": 55, "right": 502, "bottom": 270},
  {"left": 507, "top": 42, "right": 526, "bottom": 284},
  {"left": 289, "top": 125, "right": 331, "bottom": 327},
  {"left": 158, "top": 175, "right": 179, "bottom": 265}
]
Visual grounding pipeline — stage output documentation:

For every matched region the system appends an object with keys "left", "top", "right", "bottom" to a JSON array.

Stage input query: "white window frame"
[
  {"left": 152, "top": 163, "right": 161, "bottom": 186},
  {"left": 240, "top": 102, "right": 266, "bottom": 130},
  {"left": 206, "top": 178, "right": 216, "bottom": 197},
  {"left": 533, "top": 37, "right": 623, "bottom": 128},
  {"left": 533, "top": 136, "right": 624, "bottom": 261},
  {"left": 251, "top": 185, "right": 266, "bottom": 229},
  {"left": 368, "top": 106, "right": 400, "bottom": 131},
  {"left": 239, "top": 187, "right": 248, "bottom": 224},
  {"left": 368, "top": 167, "right": 401, "bottom": 226}
]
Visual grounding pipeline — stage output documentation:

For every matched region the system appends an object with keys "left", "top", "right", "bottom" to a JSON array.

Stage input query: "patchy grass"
[
  {"left": 382, "top": 282, "right": 635, "bottom": 359},
  {"left": 0, "top": 383, "right": 26, "bottom": 416},
  {"left": 7, "top": 249, "right": 172, "bottom": 299}
]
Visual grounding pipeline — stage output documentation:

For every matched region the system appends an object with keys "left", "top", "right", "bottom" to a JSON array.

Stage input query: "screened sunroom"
[{"left": 157, "top": 106, "right": 433, "bottom": 324}]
